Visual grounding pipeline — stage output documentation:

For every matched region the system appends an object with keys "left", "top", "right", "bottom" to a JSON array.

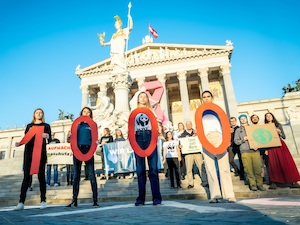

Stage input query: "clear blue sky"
[{"left": 0, "top": 0, "right": 299, "bottom": 129}]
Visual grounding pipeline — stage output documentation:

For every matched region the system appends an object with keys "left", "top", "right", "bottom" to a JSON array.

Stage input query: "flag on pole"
[{"left": 148, "top": 24, "right": 158, "bottom": 38}]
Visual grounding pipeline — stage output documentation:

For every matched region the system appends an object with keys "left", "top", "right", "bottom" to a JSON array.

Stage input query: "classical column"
[
  {"left": 156, "top": 74, "right": 170, "bottom": 120},
  {"left": 220, "top": 64, "right": 238, "bottom": 117},
  {"left": 80, "top": 85, "right": 89, "bottom": 108},
  {"left": 111, "top": 71, "right": 132, "bottom": 113},
  {"left": 198, "top": 67, "right": 209, "bottom": 93},
  {"left": 136, "top": 77, "right": 145, "bottom": 90},
  {"left": 177, "top": 71, "right": 191, "bottom": 122},
  {"left": 5, "top": 137, "right": 13, "bottom": 159}
]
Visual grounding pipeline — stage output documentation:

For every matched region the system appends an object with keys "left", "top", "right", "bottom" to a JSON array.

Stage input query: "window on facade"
[{"left": 0, "top": 151, "right": 5, "bottom": 160}]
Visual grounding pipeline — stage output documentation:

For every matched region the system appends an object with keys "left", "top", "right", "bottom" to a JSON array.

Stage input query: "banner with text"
[
  {"left": 102, "top": 140, "right": 163, "bottom": 175},
  {"left": 47, "top": 143, "right": 73, "bottom": 165}
]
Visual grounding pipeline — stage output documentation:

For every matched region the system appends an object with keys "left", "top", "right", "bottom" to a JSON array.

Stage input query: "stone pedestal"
[{"left": 111, "top": 71, "right": 132, "bottom": 113}]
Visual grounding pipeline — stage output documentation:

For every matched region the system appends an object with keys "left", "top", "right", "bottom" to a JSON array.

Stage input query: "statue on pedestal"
[{"left": 98, "top": 3, "right": 133, "bottom": 72}]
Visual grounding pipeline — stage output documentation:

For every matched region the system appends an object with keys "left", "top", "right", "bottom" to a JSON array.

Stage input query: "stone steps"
[{"left": 1, "top": 156, "right": 299, "bottom": 207}]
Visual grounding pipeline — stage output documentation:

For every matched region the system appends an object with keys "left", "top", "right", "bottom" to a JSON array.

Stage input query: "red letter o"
[
  {"left": 70, "top": 116, "right": 98, "bottom": 161},
  {"left": 128, "top": 108, "right": 158, "bottom": 157}
]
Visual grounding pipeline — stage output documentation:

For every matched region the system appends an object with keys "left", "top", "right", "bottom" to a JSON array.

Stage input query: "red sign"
[
  {"left": 70, "top": 116, "right": 98, "bottom": 161},
  {"left": 128, "top": 107, "right": 158, "bottom": 157},
  {"left": 19, "top": 126, "right": 44, "bottom": 175}
]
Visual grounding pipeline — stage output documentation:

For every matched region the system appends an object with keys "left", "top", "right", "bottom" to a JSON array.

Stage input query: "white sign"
[
  {"left": 180, "top": 137, "right": 202, "bottom": 154},
  {"left": 47, "top": 143, "right": 73, "bottom": 164}
]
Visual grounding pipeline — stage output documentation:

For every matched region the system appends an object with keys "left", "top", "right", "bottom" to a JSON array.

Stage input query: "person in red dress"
[{"left": 264, "top": 112, "right": 300, "bottom": 189}]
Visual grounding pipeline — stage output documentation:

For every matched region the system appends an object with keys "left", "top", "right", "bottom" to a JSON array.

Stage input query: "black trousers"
[{"left": 19, "top": 150, "right": 47, "bottom": 203}]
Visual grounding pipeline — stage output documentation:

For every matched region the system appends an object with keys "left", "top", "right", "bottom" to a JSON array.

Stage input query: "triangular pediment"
[{"left": 76, "top": 42, "right": 233, "bottom": 77}]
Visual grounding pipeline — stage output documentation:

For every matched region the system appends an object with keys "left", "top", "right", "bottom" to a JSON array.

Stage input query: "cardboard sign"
[
  {"left": 179, "top": 136, "right": 202, "bottom": 154},
  {"left": 245, "top": 123, "right": 282, "bottom": 149},
  {"left": 47, "top": 143, "right": 73, "bottom": 164}
]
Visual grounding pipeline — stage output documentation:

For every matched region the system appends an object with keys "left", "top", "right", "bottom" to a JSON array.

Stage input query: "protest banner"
[{"left": 47, "top": 143, "right": 73, "bottom": 164}]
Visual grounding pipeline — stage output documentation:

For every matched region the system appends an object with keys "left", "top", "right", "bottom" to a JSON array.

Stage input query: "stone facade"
[{"left": 1, "top": 42, "right": 299, "bottom": 175}]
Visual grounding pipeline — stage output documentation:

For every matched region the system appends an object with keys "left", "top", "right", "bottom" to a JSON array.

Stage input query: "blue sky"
[{"left": 0, "top": 0, "right": 299, "bottom": 129}]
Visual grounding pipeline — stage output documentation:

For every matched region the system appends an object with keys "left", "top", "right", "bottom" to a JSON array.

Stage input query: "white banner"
[{"left": 47, "top": 143, "right": 73, "bottom": 164}]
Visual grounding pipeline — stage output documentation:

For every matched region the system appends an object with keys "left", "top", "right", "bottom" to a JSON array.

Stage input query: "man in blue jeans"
[{"left": 46, "top": 133, "right": 60, "bottom": 187}]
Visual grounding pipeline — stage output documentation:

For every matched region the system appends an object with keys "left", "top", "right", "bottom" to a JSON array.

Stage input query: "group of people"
[
  {"left": 231, "top": 112, "right": 300, "bottom": 191},
  {"left": 14, "top": 90, "right": 300, "bottom": 210}
]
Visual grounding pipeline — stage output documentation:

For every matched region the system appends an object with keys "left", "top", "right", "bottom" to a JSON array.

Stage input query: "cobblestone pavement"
[{"left": 0, "top": 196, "right": 299, "bottom": 225}]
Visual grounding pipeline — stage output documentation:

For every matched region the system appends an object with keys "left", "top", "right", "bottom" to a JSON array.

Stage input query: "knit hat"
[{"left": 238, "top": 114, "right": 248, "bottom": 121}]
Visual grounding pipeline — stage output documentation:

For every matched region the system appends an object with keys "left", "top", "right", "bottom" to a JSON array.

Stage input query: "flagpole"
[
  {"left": 125, "top": 2, "right": 132, "bottom": 71},
  {"left": 125, "top": 2, "right": 132, "bottom": 54}
]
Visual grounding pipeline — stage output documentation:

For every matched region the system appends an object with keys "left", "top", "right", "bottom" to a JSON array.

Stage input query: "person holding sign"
[
  {"left": 162, "top": 131, "right": 181, "bottom": 188},
  {"left": 99, "top": 128, "right": 114, "bottom": 180},
  {"left": 15, "top": 108, "right": 52, "bottom": 210},
  {"left": 264, "top": 112, "right": 300, "bottom": 189},
  {"left": 66, "top": 107, "right": 99, "bottom": 208},
  {"left": 179, "top": 121, "right": 208, "bottom": 189},
  {"left": 199, "top": 90, "right": 236, "bottom": 203},
  {"left": 129, "top": 92, "right": 162, "bottom": 206},
  {"left": 234, "top": 114, "right": 266, "bottom": 191}
]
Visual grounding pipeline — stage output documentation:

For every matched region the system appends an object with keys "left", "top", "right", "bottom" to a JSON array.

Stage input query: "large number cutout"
[
  {"left": 128, "top": 107, "right": 158, "bottom": 157},
  {"left": 70, "top": 116, "right": 98, "bottom": 161},
  {"left": 20, "top": 126, "right": 44, "bottom": 175},
  {"left": 195, "top": 102, "right": 231, "bottom": 155}
]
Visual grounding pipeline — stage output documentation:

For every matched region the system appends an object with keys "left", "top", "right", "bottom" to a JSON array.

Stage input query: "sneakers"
[
  {"left": 209, "top": 198, "right": 219, "bottom": 203},
  {"left": 14, "top": 202, "right": 24, "bottom": 210},
  {"left": 66, "top": 200, "right": 78, "bottom": 208},
  {"left": 40, "top": 201, "right": 47, "bottom": 209},
  {"left": 228, "top": 198, "right": 237, "bottom": 203},
  {"left": 93, "top": 201, "right": 99, "bottom": 207},
  {"left": 54, "top": 183, "right": 59, "bottom": 187},
  {"left": 251, "top": 186, "right": 258, "bottom": 191},
  {"left": 46, "top": 184, "right": 50, "bottom": 187},
  {"left": 257, "top": 186, "right": 266, "bottom": 191}
]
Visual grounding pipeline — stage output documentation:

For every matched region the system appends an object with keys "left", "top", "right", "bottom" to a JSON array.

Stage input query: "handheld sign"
[
  {"left": 128, "top": 107, "right": 158, "bottom": 157},
  {"left": 70, "top": 116, "right": 98, "bottom": 161}
]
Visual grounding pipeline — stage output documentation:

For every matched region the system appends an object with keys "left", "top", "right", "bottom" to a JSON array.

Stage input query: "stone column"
[
  {"left": 81, "top": 85, "right": 89, "bottom": 108},
  {"left": 136, "top": 77, "right": 145, "bottom": 90},
  {"left": 156, "top": 74, "right": 170, "bottom": 120},
  {"left": 5, "top": 137, "right": 13, "bottom": 159},
  {"left": 177, "top": 71, "right": 191, "bottom": 122},
  {"left": 198, "top": 67, "right": 209, "bottom": 93},
  {"left": 220, "top": 64, "right": 238, "bottom": 117},
  {"left": 111, "top": 71, "right": 132, "bottom": 113}
]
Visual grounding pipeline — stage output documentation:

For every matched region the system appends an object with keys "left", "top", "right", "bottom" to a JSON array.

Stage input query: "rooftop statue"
[{"left": 98, "top": 3, "right": 133, "bottom": 72}]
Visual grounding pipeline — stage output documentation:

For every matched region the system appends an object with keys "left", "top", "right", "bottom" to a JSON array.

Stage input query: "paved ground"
[{"left": 0, "top": 196, "right": 299, "bottom": 225}]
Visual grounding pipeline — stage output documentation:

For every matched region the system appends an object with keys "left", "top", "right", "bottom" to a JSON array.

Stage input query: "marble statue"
[{"left": 98, "top": 3, "right": 133, "bottom": 72}]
